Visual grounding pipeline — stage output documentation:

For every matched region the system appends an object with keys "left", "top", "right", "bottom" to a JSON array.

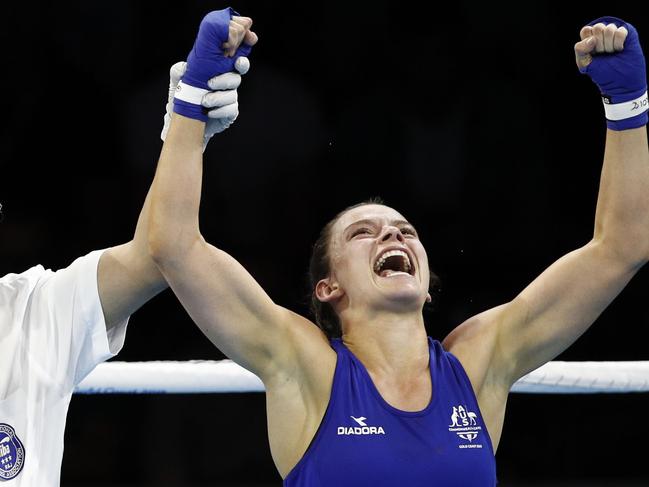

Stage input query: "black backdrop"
[{"left": 2, "top": 1, "right": 649, "bottom": 485}]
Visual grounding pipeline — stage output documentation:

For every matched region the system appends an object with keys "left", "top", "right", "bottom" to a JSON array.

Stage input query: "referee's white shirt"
[{"left": 0, "top": 250, "right": 129, "bottom": 486}]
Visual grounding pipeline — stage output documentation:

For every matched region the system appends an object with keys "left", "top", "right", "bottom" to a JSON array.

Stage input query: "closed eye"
[
  {"left": 351, "top": 227, "right": 372, "bottom": 238},
  {"left": 401, "top": 227, "right": 417, "bottom": 237}
]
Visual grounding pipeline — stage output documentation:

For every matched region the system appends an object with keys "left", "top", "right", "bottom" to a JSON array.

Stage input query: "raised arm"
[
  {"left": 98, "top": 12, "right": 256, "bottom": 335},
  {"left": 147, "top": 10, "right": 330, "bottom": 380},
  {"left": 446, "top": 17, "right": 649, "bottom": 388},
  {"left": 95, "top": 18, "right": 251, "bottom": 333},
  {"left": 96, "top": 189, "right": 168, "bottom": 331}
]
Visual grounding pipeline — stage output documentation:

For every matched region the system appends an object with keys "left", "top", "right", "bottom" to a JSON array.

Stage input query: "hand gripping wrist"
[
  {"left": 174, "top": 7, "right": 253, "bottom": 122},
  {"left": 580, "top": 16, "right": 648, "bottom": 130}
]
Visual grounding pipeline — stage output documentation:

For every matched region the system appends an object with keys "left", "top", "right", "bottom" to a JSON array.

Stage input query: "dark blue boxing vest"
[{"left": 284, "top": 338, "right": 497, "bottom": 486}]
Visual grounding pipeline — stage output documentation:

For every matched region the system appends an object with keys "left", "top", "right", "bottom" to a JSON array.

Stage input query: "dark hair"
[{"left": 308, "top": 198, "right": 440, "bottom": 339}]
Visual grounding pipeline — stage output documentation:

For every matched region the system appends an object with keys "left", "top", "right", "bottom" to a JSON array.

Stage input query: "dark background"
[{"left": 2, "top": 1, "right": 649, "bottom": 485}]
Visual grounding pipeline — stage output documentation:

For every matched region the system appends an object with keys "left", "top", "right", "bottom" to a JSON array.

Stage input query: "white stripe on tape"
[
  {"left": 603, "top": 90, "right": 649, "bottom": 121},
  {"left": 174, "top": 81, "right": 208, "bottom": 105}
]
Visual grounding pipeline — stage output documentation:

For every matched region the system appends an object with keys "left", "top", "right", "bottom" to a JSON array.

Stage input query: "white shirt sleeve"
[{"left": 24, "top": 249, "right": 129, "bottom": 391}]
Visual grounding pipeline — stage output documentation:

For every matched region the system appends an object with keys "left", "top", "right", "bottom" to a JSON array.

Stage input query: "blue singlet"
[{"left": 284, "top": 337, "right": 497, "bottom": 486}]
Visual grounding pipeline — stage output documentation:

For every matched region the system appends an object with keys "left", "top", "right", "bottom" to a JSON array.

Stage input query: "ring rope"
[{"left": 74, "top": 359, "right": 649, "bottom": 394}]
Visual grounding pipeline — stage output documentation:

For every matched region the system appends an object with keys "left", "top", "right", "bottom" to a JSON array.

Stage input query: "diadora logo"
[
  {"left": 448, "top": 405, "right": 483, "bottom": 449},
  {"left": 337, "top": 415, "right": 386, "bottom": 436},
  {"left": 351, "top": 416, "right": 367, "bottom": 426}
]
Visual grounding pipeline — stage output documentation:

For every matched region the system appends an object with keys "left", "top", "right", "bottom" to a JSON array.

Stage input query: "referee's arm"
[{"left": 97, "top": 188, "right": 168, "bottom": 332}]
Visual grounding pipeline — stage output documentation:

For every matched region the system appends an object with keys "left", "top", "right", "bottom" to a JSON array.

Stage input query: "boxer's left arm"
[{"left": 446, "top": 18, "right": 649, "bottom": 389}]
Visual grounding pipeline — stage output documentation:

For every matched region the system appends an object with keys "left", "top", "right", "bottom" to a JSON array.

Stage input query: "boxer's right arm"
[
  {"left": 148, "top": 11, "right": 332, "bottom": 381},
  {"left": 98, "top": 12, "right": 256, "bottom": 331}
]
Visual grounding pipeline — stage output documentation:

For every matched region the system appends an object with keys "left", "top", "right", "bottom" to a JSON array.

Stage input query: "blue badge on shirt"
[{"left": 0, "top": 423, "right": 25, "bottom": 480}]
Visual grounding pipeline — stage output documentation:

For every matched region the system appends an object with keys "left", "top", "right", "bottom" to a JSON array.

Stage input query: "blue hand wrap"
[
  {"left": 174, "top": 7, "right": 253, "bottom": 122},
  {"left": 580, "top": 16, "right": 648, "bottom": 130}
]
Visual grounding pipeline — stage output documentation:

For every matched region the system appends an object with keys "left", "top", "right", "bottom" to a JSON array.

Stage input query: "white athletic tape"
[
  {"left": 174, "top": 81, "right": 209, "bottom": 105},
  {"left": 75, "top": 359, "right": 649, "bottom": 394},
  {"left": 603, "top": 90, "right": 649, "bottom": 120}
]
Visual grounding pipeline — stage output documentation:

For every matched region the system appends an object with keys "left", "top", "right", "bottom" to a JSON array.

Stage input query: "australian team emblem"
[
  {"left": 448, "top": 405, "right": 483, "bottom": 449},
  {"left": 0, "top": 423, "right": 25, "bottom": 480}
]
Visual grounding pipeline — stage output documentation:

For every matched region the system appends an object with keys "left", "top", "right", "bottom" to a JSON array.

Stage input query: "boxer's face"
[{"left": 316, "top": 204, "right": 431, "bottom": 318}]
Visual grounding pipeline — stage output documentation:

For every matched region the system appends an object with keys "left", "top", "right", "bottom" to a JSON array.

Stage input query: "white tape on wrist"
[
  {"left": 174, "top": 81, "right": 208, "bottom": 105},
  {"left": 602, "top": 90, "right": 649, "bottom": 121}
]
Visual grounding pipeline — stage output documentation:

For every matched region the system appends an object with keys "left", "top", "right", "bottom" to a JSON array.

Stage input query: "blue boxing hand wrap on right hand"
[
  {"left": 174, "top": 7, "right": 253, "bottom": 122},
  {"left": 580, "top": 16, "right": 648, "bottom": 130}
]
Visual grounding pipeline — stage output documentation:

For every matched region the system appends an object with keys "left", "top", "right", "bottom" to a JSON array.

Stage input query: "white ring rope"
[
  {"left": 74, "top": 359, "right": 649, "bottom": 394},
  {"left": 511, "top": 360, "right": 649, "bottom": 393}
]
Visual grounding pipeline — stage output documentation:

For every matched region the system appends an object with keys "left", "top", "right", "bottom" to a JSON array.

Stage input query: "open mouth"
[{"left": 373, "top": 249, "right": 415, "bottom": 278}]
